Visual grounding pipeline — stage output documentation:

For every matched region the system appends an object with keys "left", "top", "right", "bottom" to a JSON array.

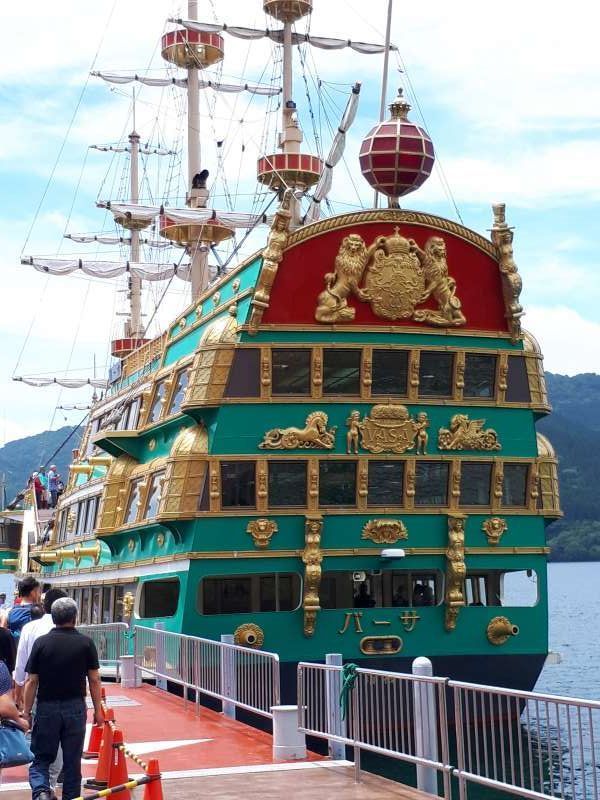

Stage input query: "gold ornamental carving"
[
  {"left": 438, "top": 414, "right": 501, "bottom": 451},
  {"left": 445, "top": 514, "right": 466, "bottom": 631},
  {"left": 346, "top": 404, "right": 429, "bottom": 454},
  {"left": 248, "top": 194, "right": 292, "bottom": 333},
  {"left": 490, "top": 203, "right": 523, "bottom": 343},
  {"left": 121, "top": 591, "right": 135, "bottom": 620},
  {"left": 482, "top": 517, "right": 508, "bottom": 546},
  {"left": 234, "top": 623, "right": 264, "bottom": 648},
  {"left": 361, "top": 519, "right": 408, "bottom": 544},
  {"left": 259, "top": 411, "right": 336, "bottom": 450},
  {"left": 246, "top": 518, "right": 278, "bottom": 549},
  {"left": 302, "top": 516, "right": 323, "bottom": 637},
  {"left": 487, "top": 616, "right": 519, "bottom": 646},
  {"left": 315, "top": 228, "right": 465, "bottom": 327}
]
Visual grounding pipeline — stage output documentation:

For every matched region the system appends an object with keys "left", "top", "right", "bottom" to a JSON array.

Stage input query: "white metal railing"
[
  {"left": 297, "top": 662, "right": 453, "bottom": 799},
  {"left": 133, "top": 625, "right": 280, "bottom": 719},
  {"left": 78, "top": 622, "right": 130, "bottom": 679},
  {"left": 451, "top": 680, "right": 600, "bottom": 800}
]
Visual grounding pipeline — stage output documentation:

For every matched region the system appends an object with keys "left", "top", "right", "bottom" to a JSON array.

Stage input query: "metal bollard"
[
  {"left": 412, "top": 656, "right": 439, "bottom": 797},
  {"left": 325, "top": 654, "right": 345, "bottom": 760},
  {"left": 220, "top": 634, "right": 236, "bottom": 719},
  {"left": 154, "top": 622, "right": 167, "bottom": 691},
  {"left": 271, "top": 705, "right": 307, "bottom": 760},
  {"left": 119, "top": 655, "right": 136, "bottom": 689}
]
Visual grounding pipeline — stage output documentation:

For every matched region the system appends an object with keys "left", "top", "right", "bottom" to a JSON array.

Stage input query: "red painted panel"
[{"left": 261, "top": 220, "right": 508, "bottom": 333}]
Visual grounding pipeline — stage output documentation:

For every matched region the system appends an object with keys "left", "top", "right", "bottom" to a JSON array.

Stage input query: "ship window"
[
  {"left": 220, "top": 461, "right": 256, "bottom": 508},
  {"left": 83, "top": 496, "right": 100, "bottom": 535},
  {"left": 505, "top": 356, "right": 531, "bottom": 403},
  {"left": 502, "top": 463, "right": 529, "bottom": 506},
  {"left": 147, "top": 380, "right": 167, "bottom": 423},
  {"left": 199, "top": 573, "right": 301, "bottom": 615},
  {"left": 501, "top": 570, "right": 538, "bottom": 606},
  {"left": 144, "top": 472, "right": 165, "bottom": 519},
  {"left": 166, "top": 368, "right": 190, "bottom": 416},
  {"left": 139, "top": 578, "right": 180, "bottom": 618},
  {"left": 124, "top": 479, "right": 144, "bottom": 524},
  {"left": 80, "top": 588, "right": 90, "bottom": 625},
  {"left": 319, "top": 461, "right": 357, "bottom": 506},
  {"left": 464, "top": 354, "right": 497, "bottom": 398},
  {"left": 272, "top": 349, "right": 311, "bottom": 395},
  {"left": 101, "top": 587, "right": 113, "bottom": 624},
  {"left": 225, "top": 349, "right": 261, "bottom": 398},
  {"left": 459, "top": 462, "right": 492, "bottom": 506},
  {"left": 320, "top": 570, "right": 442, "bottom": 609},
  {"left": 269, "top": 461, "right": 307, "bottom": 507},
  {"left": 415, "top": 462, "right": 449, "bottom": 505},
  {"left": 75, "top": 501, "right": 87, "bottom": 536},
  {"left": 465, "top": 573, "right": 502, "bottom": 606},
  {"left": 323, "top": 349, "right": 361, "bottom": 395},
  {"left": 418, "top": 352, "right": 454, "bottom": 397},
  {"left": 127, "top": 397, "right": 141, "bottom": 429},
  {"left": 368, "top": 461, "right": 404, "bottom": 506},
  {"left": 91, "top": 588, "right": 101, "bottom": 624},
  {"left": 371, "top": 350, "right": 408, "bottom": 395}
]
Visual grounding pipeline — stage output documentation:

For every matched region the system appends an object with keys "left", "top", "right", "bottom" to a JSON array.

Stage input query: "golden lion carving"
[
  {"left": 315, "top": 234, "right": 372, "bottom": 322},
  {"left": 259, "top": 411, "right": 337, "bottom": 450}
]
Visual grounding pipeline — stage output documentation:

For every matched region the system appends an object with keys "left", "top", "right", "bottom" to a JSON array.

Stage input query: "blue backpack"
[{"left": 7, "top": 605, "right": 32, "bottom": 640}]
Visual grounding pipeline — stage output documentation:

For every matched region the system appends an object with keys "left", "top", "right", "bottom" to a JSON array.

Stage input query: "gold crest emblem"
[
  {"left": 315, "top": 228, "right": 465, "bottom": 326},
  {"left": 362, "top": 519, "right": 408, "bottom": 544},
  {"left": 349, "top": 404, "right": 428, "bottom": 454}
]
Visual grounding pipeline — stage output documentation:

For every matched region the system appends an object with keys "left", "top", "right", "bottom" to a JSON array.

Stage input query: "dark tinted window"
[
  {"left": 323, "top": 349, "right": 361, "bottom": 395},
  {"left": 200, "top": 573, "right": 300, "bottom": 614},
  {"left": 415, "top": 462, "right": 449, "bottom": 505},
  {"left": 464, "top": 354, "right": 497, "bottom": 398},
  {"left": 269, "top": 461, "right": 307, "bottom": 507},
  {"left": 418, "top": 352, "right": 453, "bottom": 397},
  {"left": 502, "top": 463, "right": 528, "bottom": 506},
  {"left": 140, "top": 578, "right": 179, "bottom": 618},
  {"left": 220, "top": 462, "right": 256, "bottom": 508},
  {"left": 460, "top": 462, "right": 492, "bottom": 505},
  {"left": 368, "top": 461, "right": 404, "bottom": 506},
  {"left": 506, "top": 356, "right": 531, "bottom": 402},
  {"left": 319, "top": 461, "right": 357, "bottom": 506},
  {"left": 372, "top": 350, "right": 408, "bottom": 395},
  {"left": 271, "top": 349, "right": 311, "bottom": 395},
  {"left": 225, "top": 349, "right": 261, "bottom": 398},
  {"left": 167, "top": 368, "right": 190, "bottom": 415},
  {"left": 147, "top": 380, "right": 167, "bottom": 423}
]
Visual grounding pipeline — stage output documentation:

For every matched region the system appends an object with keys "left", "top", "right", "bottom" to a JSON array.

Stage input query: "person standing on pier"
[{"left": 22, "top": 598, "right": 104, "bottom": 800}]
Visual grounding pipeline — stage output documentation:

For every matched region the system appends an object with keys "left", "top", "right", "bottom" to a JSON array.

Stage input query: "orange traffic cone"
[
  {"left": 108, "top": 727, "right": 131, "bottom": 800},
  {"left": 83, "top": 722, "right": 104, "bottom": 759},
  {"left": 143, "top": 759, "right": 163, "bottom": 800},
  {"left": 85, "top": 709, "right": 114, "bottom": 788}
]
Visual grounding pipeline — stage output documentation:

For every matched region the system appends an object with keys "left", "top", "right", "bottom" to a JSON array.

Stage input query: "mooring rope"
[{"left": 339, "top": 663, "right": 358, "bottom": 721}]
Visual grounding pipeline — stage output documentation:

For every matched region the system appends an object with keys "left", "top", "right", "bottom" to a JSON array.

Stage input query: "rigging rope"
[
  {"left": 339, "top": 663, "right": 358, "bottom": 721},
  {"left": 38, "top": 414, "right": 88, "bottom": 472}
]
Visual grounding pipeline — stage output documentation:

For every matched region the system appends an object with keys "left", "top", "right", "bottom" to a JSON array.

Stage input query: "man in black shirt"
[{"left": 23, "top": 597, "right": 103, "bottom": 800}]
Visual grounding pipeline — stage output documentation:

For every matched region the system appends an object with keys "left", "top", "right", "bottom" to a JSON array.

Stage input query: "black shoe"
[
  {"left": 55, "top": 770, "right": 64, "bottom": 786},
  {"left": 34, "top": 791, "right": 54, "bottom": 800}
]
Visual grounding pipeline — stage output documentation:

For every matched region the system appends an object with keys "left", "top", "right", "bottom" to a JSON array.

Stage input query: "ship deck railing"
[
  {"left": 77, "top": 622, "right": 129, "bottom": 680},
  {"left": 298, "top": 660, "right": 600, "bottom": 800},
  {"left": 133, "top": 624, "right": 280, "bottom": 720}
]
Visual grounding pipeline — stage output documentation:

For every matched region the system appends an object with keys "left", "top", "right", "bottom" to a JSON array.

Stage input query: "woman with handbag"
[{"left": 0, "top": 660, "right": 31, "bottom": 782}]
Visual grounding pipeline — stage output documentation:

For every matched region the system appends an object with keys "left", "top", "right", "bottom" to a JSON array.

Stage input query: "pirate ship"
[{"left": 7, "top": 0, "right": 560, "bottom": 697}]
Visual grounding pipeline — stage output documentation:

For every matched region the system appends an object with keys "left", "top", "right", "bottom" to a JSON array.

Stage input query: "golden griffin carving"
[
  {"left": 490, "top": 203, "right": 523, "bottom": 344},
  {"left": 246, "top": 518, "right": 278, "bottom": 548},
  {"left": 445, "top": 514, "right": 466, "bottom": 631},
  {"left": 438, "top": 414, "right": 501, "bottom": 451},
  {"left": 346, "top": 404, "right": 429, "bottom": 454},
  {"left": 482, "top": 517, "right": 508, "bottom": 546},
  {"left": 259, "top": 411, "right": 336, "bottom": 450},
  {"left": 234, "top": 623, "right": 264, "bottom": 648},
  {"left": 315, "top": 228, "right": 465, "bottom": 327},
  {"left": 302, "top": 516, "right": 323, "bottom": 637},
  {"left": 486, "top": 616, "right": 519, "bottom": 646},
  {"left": 362, "top": 519, "right": 408, "bottom": 544}
]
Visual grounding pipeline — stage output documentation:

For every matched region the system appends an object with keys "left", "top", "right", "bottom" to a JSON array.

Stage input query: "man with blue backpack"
[{"left": 8, "top": 578, "right": 41, "bottom": 640}]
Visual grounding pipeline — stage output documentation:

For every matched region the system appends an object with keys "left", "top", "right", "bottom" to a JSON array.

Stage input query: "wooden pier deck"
[{"left": 0, "top": 683, "right": 435, "bottom": 799}]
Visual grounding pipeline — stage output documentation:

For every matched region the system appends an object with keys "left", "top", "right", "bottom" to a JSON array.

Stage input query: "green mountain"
[{"left": 0, "top": 426, "right": 82, "bottom": 505}]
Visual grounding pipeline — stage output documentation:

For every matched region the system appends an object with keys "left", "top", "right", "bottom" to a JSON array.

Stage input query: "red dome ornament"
[{"left": 359, "top": 89, "right": 435, "bottom": 201}]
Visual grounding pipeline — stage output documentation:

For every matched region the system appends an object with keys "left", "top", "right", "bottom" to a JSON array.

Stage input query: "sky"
[{"left": 1, "top": 0, "right": 599, "bottom": 447}]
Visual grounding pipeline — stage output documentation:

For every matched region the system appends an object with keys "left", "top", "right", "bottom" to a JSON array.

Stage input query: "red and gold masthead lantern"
[{"left": 359, "top": 89, "right": 435, "bottom": 199}]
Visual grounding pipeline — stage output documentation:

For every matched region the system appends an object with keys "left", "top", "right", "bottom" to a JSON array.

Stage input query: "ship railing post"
[
  {"left": 220, "top": 634, "right": 236, "bottom": 719},
  {"left": 153, "top": 622, "right": 167, "bottom": 691},
  {"left": 412, "top": 656, "right": 440, "bottom": 797},
  {"left": 325, "top": 654, "right": 345, "bottom": 760}
]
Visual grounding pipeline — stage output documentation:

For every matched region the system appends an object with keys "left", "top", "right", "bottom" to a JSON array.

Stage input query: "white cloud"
[{"left": 526, "top": 307, "right": 600, "bottom": 375}]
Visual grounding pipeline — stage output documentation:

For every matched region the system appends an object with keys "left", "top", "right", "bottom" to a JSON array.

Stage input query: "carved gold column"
[
  {"left": 312, "top": 347, "right": 323, "bottom": 400},
  {"left": 445, "top": 514, "right": 466, "bottom": 632},
  {"left": 405, "top": 458, "right": 416, "bottom": 510},
  {"left": 491, "top": 461, "right": 504, "bottom": 513},
  {"left": 257, "top": 459, "right": 268, "bottom": 513},
  {"left": 408, "top": 351, "right": 420, "bottom": 402},
  {"left": 302, "top": 515, "right": 323, "bottom": 637},
  {"left": 490, "top": 203, "right": 523, "bottom": 344},
  {"left": 454, "top": 351, "right": 465, "bottom": 402},
  {"left": 361, "top": 346, "right": 372, "bottom": 400},
  {"left": 307, "top": 458, "right": 319, "bottom": 512},
  {"left": 260, "top": 348, "right": 271, "bottom": 401},
  {"left": 357, "top": 460, "right": 369, "bottom": 511},
  {"left": 497, "top": 353, "right": 508, "bottom": 404},
  {"left": 449, "top": 460, "right": 461, "bottom": 511},
  {"left": 209, "top": 461, "right": 221, "bottom": 512}
]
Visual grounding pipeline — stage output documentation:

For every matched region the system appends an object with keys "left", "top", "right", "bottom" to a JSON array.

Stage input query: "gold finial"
[{"left": 389, "top": 88, "right": 411, "bottom": 121}]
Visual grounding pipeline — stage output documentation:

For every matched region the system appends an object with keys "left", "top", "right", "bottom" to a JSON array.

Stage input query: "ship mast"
[{"left": 128, "top": 94, "right": 143, "bottom": 338}]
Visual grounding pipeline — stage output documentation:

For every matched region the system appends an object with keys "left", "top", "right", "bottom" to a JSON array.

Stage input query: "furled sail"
[
  {"left": 92, "top": 71, "right": 280, "bottom": 96},
  {"left": 170, "top": 19, "right": 397, "bottom": 54},
  {"left": 13, "top": 377, "right": 109, "bottom": 389},
  {"left": 97, "top": 202, "right": 270, "bottom": 230},
  {"left": 304, "top": 82, "right": 362, "bottom": 224},
  {"left": 64, "top": 234, "right": 171, "bottom": 248},
  {"left": 21, "top": 257, "right": 192, "bottom": 282}
]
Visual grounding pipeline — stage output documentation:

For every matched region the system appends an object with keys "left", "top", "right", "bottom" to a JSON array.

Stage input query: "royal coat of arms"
[
  {"left": 315, "top": 228, "right": 465, "bottom": 326},
  {"left": 348, "top": 404, "right": 428, "bottom": 454}
]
